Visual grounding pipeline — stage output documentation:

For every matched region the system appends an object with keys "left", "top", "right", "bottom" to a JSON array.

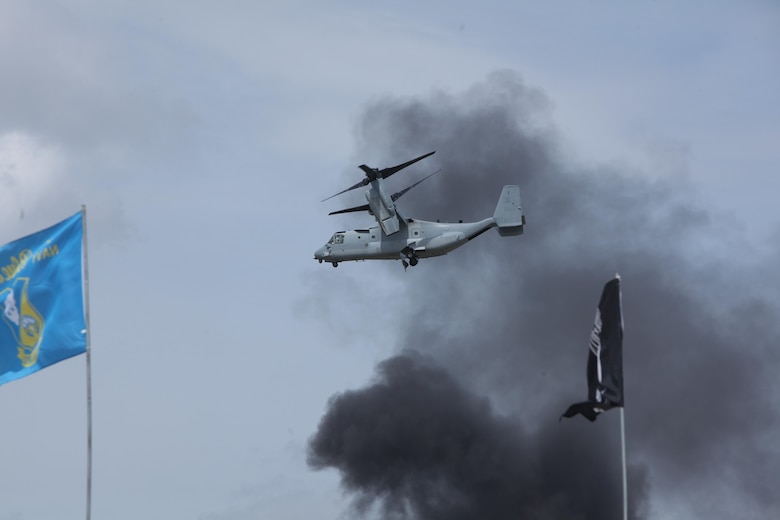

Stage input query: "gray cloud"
[
  {"left": 308, "top": 70, "right": 780, "bottom": 518},
  {"left": 0, "top": 2, "right": 202, "bottom": 163}
]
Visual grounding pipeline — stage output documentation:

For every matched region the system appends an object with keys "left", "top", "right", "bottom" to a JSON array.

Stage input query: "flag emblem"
[
  {"left": 0, "top": 212, "right": 86, "bottom": 385},
  {"left": 1, "top": 277, "right": 45, "bottom": 367}
]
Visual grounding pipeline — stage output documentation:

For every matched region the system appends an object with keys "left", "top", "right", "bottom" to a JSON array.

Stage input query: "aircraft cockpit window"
[{"left": 329, "top": 233, "right": 345, "bottom": 245}]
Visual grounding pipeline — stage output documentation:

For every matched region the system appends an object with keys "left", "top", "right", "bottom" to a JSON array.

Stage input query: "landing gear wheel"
[
  {"left": 409, "top": 257, "right": 418, "bottom": 267},
  {"left": 332, "top": 262, "right": 338, "bottom": 268}
]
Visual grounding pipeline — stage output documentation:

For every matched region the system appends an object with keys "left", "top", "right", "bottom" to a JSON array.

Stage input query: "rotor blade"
[
  {"left": 358, "top": 150, "right": 436, "bottom": 181},
  {"left": 379, "top": 150, "right": 435, "bottom": 179},
  {"left": 391, "top": 168, "right": 443, "bottom": 202},
  {"left": 328, "top": 203, "right": 371, "bottom": 216},
  {"left": 321, "top": 178, "right": 369, "bottom": 202}
]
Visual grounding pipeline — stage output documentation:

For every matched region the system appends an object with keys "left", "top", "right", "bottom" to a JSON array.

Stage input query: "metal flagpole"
[
  {"left": 81, "top": 205, "right": 93, "bottom": 520},
  {"left": 618, "top": 273, "right": 627, "bottom": 520},
  {"left": 620, "top": 407, "right": 627, "bottom": 520}
]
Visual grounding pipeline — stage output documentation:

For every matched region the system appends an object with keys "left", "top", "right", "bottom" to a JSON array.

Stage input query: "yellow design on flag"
[
  {"left": 1, "top": 278, "right": 45, "bottom": 367},
  {"left": 0, "top": 212, "right": 86, "bottom": 385}
]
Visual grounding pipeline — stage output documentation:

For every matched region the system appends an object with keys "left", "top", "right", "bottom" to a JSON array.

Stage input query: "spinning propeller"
[
  {"left": 321, "top": 151, "right": 435, "bottom": 202},
  {"left": 328, "top": 168, "right": 442, "bottom": 216}
]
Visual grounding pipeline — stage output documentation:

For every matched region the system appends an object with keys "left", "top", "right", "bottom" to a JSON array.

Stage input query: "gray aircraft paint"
[{"left": 315, "top": 185, "right": 524, "bottom": 266}]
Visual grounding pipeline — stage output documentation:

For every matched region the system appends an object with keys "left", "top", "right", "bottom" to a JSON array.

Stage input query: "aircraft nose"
[{"left": 314, "top": 246, "right": 330, "bottom": 260}]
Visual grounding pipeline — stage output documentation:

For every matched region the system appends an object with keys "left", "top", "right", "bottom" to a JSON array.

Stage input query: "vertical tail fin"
[{"left": 493, "top": 185, "right": 525, "bottom": 236}]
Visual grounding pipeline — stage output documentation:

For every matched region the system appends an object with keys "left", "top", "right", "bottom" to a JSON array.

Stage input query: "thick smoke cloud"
[
  {"left": 309, "top": 70, "right": 780, "bottom": 518},
  {"left": 309, "top": 353, "right": 646, "bottom": 520}
]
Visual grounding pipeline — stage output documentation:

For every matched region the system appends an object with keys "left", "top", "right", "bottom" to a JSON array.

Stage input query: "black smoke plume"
[
  {"left": 309, "top": 70, "right": 780, "bottom": 518},
  {"left": 309, "top": 353, "right": 646, "bottom": 520}
]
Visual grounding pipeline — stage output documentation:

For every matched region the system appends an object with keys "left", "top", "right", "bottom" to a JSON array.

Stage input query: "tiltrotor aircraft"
[{"left": 314, "top": 151, "right": 526, "bottom": 268}]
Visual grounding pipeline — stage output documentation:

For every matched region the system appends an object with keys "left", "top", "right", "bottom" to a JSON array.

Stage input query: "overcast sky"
[{"left": 1, "top": 1, "right": 778, "bottom": 519}]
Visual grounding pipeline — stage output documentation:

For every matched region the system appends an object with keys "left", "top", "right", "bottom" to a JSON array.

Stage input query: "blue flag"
[{"left": 0, "top": 212, "right": 86, "bottom": 385}]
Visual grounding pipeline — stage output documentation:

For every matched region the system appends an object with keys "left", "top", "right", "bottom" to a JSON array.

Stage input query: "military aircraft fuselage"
[
  {"left": 317, "top": 148, "right": 524, "bottom": 268},
  {"left": 314, "top": 217, "right": 497, "bottom": 266}
]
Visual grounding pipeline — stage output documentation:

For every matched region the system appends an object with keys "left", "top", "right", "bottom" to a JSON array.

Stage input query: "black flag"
[{"left": 561, "top": 276, "right": 624, "bottom": 422}]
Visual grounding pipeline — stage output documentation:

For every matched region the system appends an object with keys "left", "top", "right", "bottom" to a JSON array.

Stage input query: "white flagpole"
[
  {"left": 620, "top": 407, "right": 627, "bottom": 520},
  {"left": 81, "top": 205, "right": 93, "bottom": 520}
]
